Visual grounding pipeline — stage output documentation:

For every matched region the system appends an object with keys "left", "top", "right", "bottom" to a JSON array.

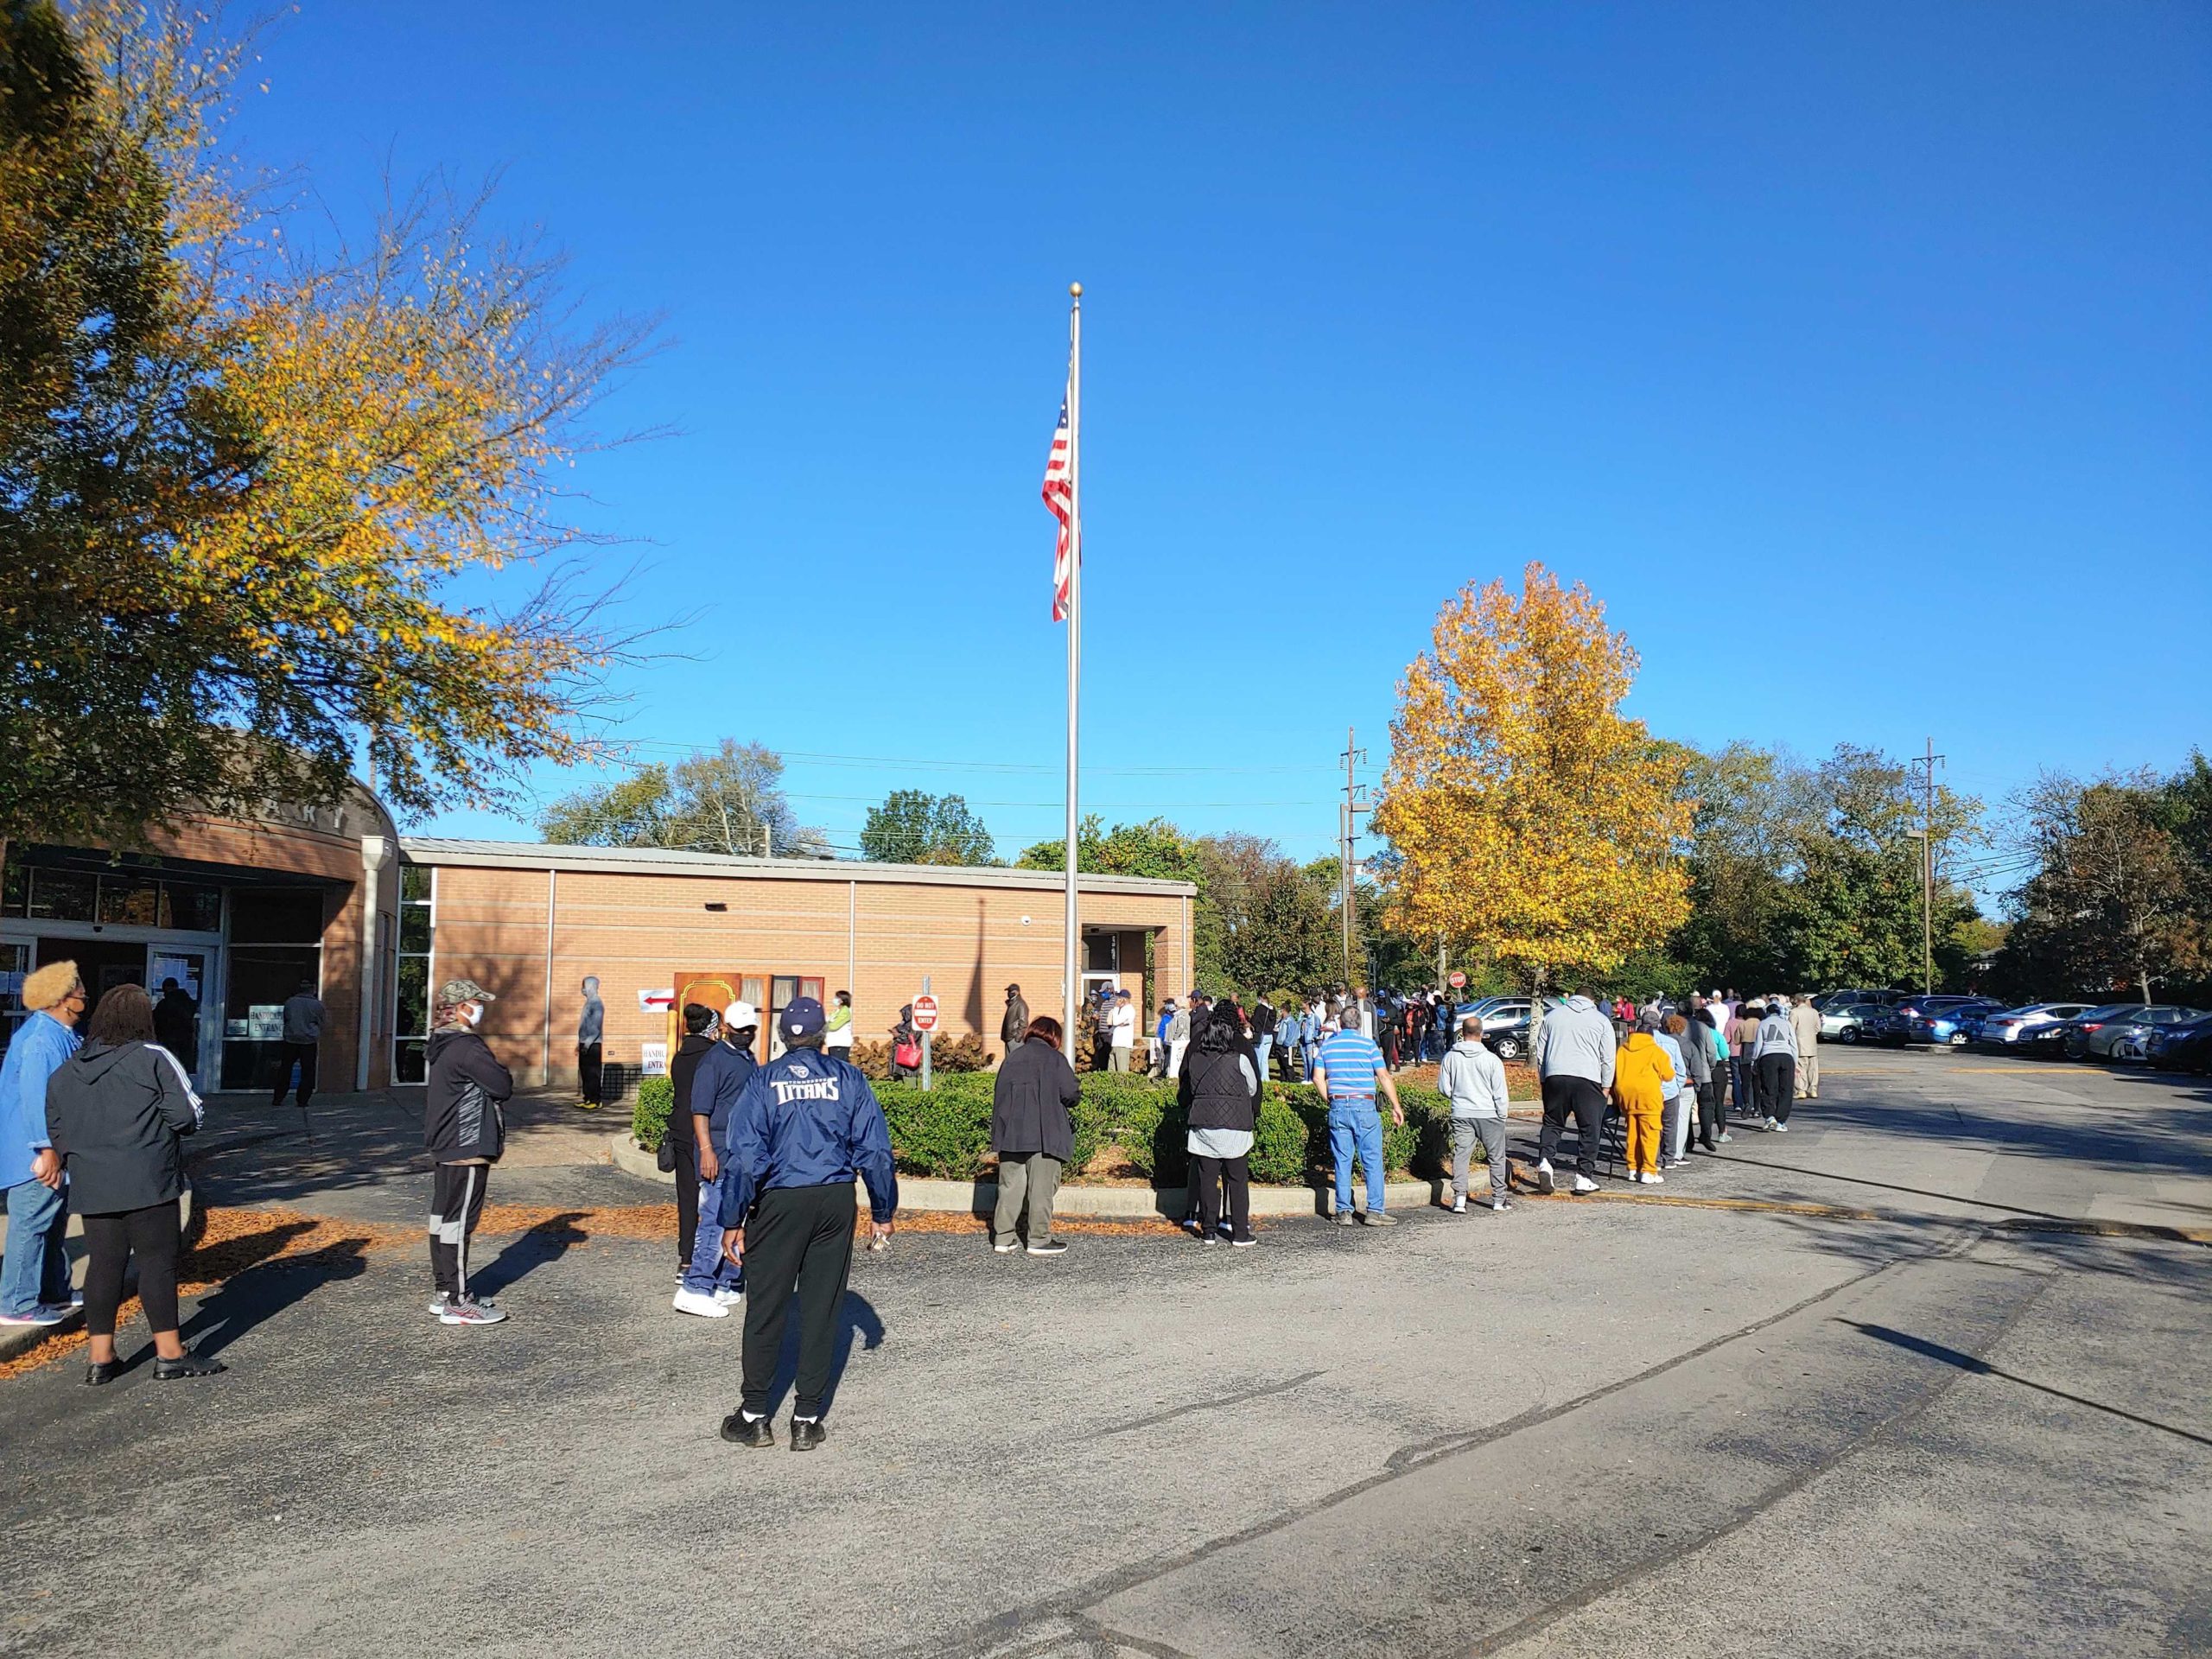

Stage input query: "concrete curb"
[
  {"left": 608, "top": 1132, "right": 1444, "bottom": 1218},
  {"left": 0, "top": 1187, "right": 195, "bottom": 1366}
]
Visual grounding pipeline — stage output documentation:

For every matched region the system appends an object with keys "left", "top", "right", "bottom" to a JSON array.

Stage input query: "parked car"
[
  {"left": 1483, "top": 1014, "right": 1532, "bottom": 1062},
  {"left": 1973, "top": 1003, "right": 2097, "bottom": 1048},
  {"left": 2034, "top": 1005, "right": 2151, "bottom": 1060},
  {"left": 1812, "top": 988, "right": 1906, "bottom": 1012},
  {"left": 1819, "top": 1001, "right": 1889, "bottom": 1044},
  {"left": 2082, "top": 1006, "right": 2204, "bottom": 1062},
  {"left": 2145, "top": 1014, "right": 2212, "bottom": 1074},
  {"left": 1856, "top": 1008, "right": 1920, "bottom": 1047},
  {"left": 1899, "top": 997, "right": 2009, "bottom": 1047}
]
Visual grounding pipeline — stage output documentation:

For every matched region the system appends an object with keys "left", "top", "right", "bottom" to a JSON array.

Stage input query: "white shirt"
[{"left": 1109, "top": 1003, "right": 1135, "bottom": 1046}]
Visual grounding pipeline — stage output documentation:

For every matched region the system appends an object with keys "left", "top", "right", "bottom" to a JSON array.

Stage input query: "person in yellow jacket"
[{"left": 1611, "top": 1013, "right": 1676, "bottom": 1184}]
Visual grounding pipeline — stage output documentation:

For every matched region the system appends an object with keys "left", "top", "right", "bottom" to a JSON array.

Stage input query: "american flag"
[{"left": 1041, "top": 382, "right": 1075, "bottom": 622}]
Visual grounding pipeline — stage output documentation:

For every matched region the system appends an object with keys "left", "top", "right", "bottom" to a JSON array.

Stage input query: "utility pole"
[
  {"left": 1910, "top": 736, "right": 1945, "bottom": 995},
  {"left": 1338, "top": 727, "right": 1370, "bottom": 986}
]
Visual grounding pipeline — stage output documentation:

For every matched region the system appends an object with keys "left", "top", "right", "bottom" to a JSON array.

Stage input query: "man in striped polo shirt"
[{"left": 1311, "top": 1016, "right": 1405, "bottom": 1226}]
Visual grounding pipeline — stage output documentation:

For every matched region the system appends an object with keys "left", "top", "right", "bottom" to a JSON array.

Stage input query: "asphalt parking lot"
[{"left": 2, "top": 1046, "right": 2206, "bottom": 1658}]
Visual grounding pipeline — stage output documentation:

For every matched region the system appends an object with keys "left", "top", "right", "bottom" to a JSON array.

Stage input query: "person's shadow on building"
[{"left": 755, "top": 1290, "right": 886, "bottom": 1419}]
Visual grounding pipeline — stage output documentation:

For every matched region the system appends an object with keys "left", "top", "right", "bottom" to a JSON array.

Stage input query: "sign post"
[{"left": 913, "top": 982, "right": 939, "bottom": 1092}]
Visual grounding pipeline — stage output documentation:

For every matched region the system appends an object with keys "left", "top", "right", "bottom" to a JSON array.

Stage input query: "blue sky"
[{"left": 243, "top": 2, "right": 2209, "bottom": 868}]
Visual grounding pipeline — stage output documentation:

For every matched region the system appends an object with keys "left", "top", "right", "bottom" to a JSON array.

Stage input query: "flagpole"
[{"left": 1063, "top": 281, "right": 1083, "bottom": 1044}]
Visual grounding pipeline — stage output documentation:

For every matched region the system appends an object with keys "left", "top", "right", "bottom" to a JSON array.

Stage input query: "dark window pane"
[
  {"left": 99, "top": 879, "right": 161, "bottom": 925},
  {"left": 399, "top": 904, "right": 432, "bottom": 953},
  {"left": 160, "top": 882, "right": 224, "bottom": 932},
  {"left": 395, "top": 1038, "right": 428, "bottom": 1085},
  {"left": 2, "top": 861, "right": 25, "bottom": 917},
  {"left": 396, "top": 955, "right": 429, "bottom": 1038},
  {"left": 402, "top": 865, "right": 433, "bottom": 904},
  {"left": 29, "top": 870, "right": 95, "bottom": 921},
  {"left": 229, "top": 888, "right": 326, "bottom": 944}
]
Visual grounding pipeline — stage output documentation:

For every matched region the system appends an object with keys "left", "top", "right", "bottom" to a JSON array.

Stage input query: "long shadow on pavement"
[
  {"left": 469, "top": 1211, "right": 592, "bottom": 1301},
  {"left": 180, "top": 1234, "right": 371, "bottom": 1363},
  {"left": 743, "top": 1289, "right": 886, "bottom": 1420}
]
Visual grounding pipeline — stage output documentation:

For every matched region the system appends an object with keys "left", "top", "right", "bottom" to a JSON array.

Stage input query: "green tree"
[
  {"left": 1016, "top": 815, "right": 1203, "bottom": 884},
  {"left": 538, "top": 741, "right": 822, "bottom": 856},
  {"left": 858, "top": 790, "right": 996, "bottom": 866}
]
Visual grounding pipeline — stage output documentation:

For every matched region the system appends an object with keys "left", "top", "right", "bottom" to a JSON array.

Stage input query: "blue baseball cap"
[{"left": 780, "top": 995, "right": 825, "bottom": 1039}]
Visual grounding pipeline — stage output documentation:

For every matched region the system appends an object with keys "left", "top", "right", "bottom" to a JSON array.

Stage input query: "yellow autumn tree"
[
  {"left": 1, "top": 1, "right": 656, "bottom": 843},
  {"left": 1373, "top": 563, "right": 1690, "bottom": 1000}
]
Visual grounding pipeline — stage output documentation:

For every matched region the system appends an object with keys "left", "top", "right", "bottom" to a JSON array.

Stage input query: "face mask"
[{"left": 463, "top": 1003, "right": 484, "bottom": 1028}]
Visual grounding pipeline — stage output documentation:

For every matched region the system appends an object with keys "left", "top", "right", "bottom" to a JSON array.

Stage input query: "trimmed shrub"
[
  {"left": 632, "top": 1075, "right": 673, "bottom": 1152},
  {"left": 850, "top": 1033, "right": 995, "bottom": 1081},
  {"left": 1250, "top": 1092, "right": 1316, "bottom": 1185},
  {"left": 874, "top": 1074, "right": 995, "bottom": 1180}
]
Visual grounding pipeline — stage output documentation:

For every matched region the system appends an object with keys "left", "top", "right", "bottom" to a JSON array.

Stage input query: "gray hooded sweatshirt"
[
  {"left": 1438, "top": 1038, "right": 1510, "bottom": 1120},
  {"left": 1534, "top": 995, "right": 1617, "bottom": 1090}
]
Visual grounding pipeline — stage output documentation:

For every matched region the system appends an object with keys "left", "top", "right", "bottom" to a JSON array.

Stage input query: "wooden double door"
[{"left": 670, "top": 969, "right": 825, "bottom": 1064}]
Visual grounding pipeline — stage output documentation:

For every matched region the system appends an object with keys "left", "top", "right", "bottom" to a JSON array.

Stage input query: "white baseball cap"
[{"left": 724, "top": 1000, "right": 758, "bottom": 1028}]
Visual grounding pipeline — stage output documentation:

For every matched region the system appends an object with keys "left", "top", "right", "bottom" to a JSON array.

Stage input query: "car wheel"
[
  {"left": 1948, "top": 1031, "right": 1969, "bottom": 1047},
  {"left": 1492, "top": 1034, "right": 1522, "bottom": 1061},
  {"left": 1838, "top": 1027, "right": 1858, "bottom": 1045}
]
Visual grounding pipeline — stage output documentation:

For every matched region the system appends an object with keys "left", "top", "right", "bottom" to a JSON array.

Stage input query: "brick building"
[
  {"left": 398, "top": 839, "right": 1196, "bottom": 1092},
  {"left": 0, "top": 803, "right": 1195, "bottom": 1096}
]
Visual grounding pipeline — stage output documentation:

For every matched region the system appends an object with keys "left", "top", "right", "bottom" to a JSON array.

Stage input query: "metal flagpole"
[{"left": 1063, "top": 282, "right": 1084, "bottom": 1042}]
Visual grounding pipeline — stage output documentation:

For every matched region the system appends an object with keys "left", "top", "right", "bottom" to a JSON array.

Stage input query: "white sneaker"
[
  {"left": 1644, "top": 1171, "right": 1665, "bottom": 1185},
  {"left": 1718, "top": 1131, "right": 1734, "bottom": 1143},
  {"left": 1535, "top": 1160, "right": 1556, "bottom": 1195},
  {"left": 1626, "top": 1171, "right": 1643, "bottom": 1184},
  {"left": 1571, "top": 1174, "right": 1599, "bottom": 1194},
  {"left": 1772, "top": 1122, "right": 1788, "bottom": 1134},
  {"left": 438, "top": 1296, "right": 506, "bottom": 1326},
  {"left": 1490, "top": 1197, "right": 1512, "bottom": 1212},
  {"left": 992, "top": 1238, "right": 1020, "bottom": 1253},
  {"left": 672, "top": 1287, "right": 729, "bottom": 1319},
  {"left": 1452, "top": 1197, "right": 1467, "bottom": 1214},
  {"left": 712, "top": 1286, "right": 744, "bottom": 1306}
]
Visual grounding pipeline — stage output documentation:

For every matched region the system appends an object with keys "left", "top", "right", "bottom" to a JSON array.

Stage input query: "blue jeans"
[
  {"left": 681, "top": 1180, "right": 743, "bottom": 1295},
  {"left": 1301, "top": 1040, "right": 1319, "bottom": 1079},
  {"left": 2, "top": 1176, "right": 71, "bottom": 1315},
  {"left": 1253, "top": 1036, "right": 1274, "bottom": 1081},
  {"left": 1327, "top": 1102, "right": 1387, "bottom": 1217}
]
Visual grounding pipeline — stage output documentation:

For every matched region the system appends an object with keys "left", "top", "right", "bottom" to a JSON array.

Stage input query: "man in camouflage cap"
[{"left": 423, "top": 979, "right": 512, "bottom": 1325}]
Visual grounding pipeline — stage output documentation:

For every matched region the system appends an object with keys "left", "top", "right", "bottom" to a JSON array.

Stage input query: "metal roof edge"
[{"left": 395, "top": 837, "right": 1198, "bottom": 897}]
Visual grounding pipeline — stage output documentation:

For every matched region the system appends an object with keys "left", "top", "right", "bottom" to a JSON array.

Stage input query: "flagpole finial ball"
[{"left": 1070, "top": 282, "right": 1083, "bottom": 298}]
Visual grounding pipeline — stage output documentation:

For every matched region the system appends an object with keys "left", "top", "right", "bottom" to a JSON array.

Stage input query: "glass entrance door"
[{"left": 148, "top": 947, "right": 213, "bottom": 1090}]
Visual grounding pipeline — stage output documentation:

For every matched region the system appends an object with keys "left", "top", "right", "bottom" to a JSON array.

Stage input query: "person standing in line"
[
  {"left": 889, "top": 1004, "right": 920, "bottom": 1080},
  {"left": 674, "top": 1001, "right": 758, "bottom": 1317},
  {"left": 1654, "top": 1014, "right": 1690, "bottom": 1172},
  {"left": 668, "top": 1003, "right": 720, "bottom": 1289},
  {"left": 1150, "top": 998, "right": 1175, "bottom": 1078},
  {"left": 717, "top": 997, "right": 896, "bottom": 1452},
  {"left": 45, "top": 984, "right": 222, "bottom": 1382},
  {"left": 1729, "top": 1001, "right": 1764, "bottom": 1122},
  {"left": 270, "top": 977, "right": 324, "bottom": 1113},
  {"left": 1755, "top": 999, "right": 1800, "bottom": 1132},
  {"left": 0, "top": 962, "right": 86, "bottom": 1327},
  {"left": 1440, "top": 1014, "right": 1512, "bottom": 1213},
  {"left": 152, "top": 977, "right": 199, "bottom": 1073},
  {"left": 1106, "top": 988, "right": 1136, "bottom": 1072},
  {"left": 1179, "top": 1006, "right": 1261, "bottom": 1247},
  {"left": 1273, "top": 1000, "right": 1300, "bottom": 1082},
  {"left": 1249, "top": 994, "right": 1277, "bottom": 1084},
  {"left": 575, "top": 975, "right": 606, "bottom": 1111},
  {"left": 423, "top": 980, "right": 512, "bottom": 1325},
  {"left": 1532, "top": 987, "right": 1616, "bottom": 1196},
  {"left": 1612, "top": 1012, "right": 1675, "bottom": 1184},
  {"left": 991, "top": 1015, "right": 1078, "bottom": 1255},
  {"left": 1303, "top": 995, "right": 1326, "bottom": 1080},
  {"left": 1692, "top": 1007, "right": 1728, "bottom": 1150},
  {"left": 999, "top": 983, "right": 1030, "bottom": 1062},
  {"left": 1377, "top": 995, "right": 1402, "bottom": 1071},
  {"left": 1312, "top": 1013, "right": 1405, "bottom": 1226},
  {"left": 1166, "top": 996, "right": 1193, "bottom": 1079},
  {"left": 823, "top": 990, "right": 855, "bottom": 1061},
  {"left": 1789, "top": 994, "right": 1821, "bottom": 1099}
]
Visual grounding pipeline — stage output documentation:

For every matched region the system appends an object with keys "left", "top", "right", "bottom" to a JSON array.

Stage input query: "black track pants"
[
  {"left": 82, "top": 1203, "right": 181, "bottom": 1338},
  {"left": 740, "top": 1183, "right": 857, "bottom": 1420},
  {"left": 429, "top": 1162, "right": 490, "bottom": 1300}
]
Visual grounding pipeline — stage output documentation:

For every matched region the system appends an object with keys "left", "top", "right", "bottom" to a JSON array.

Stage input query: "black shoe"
[
  {"left": 152, "top": 1347, "right": 226, "bottom": 1381},
  {"left": 789, "top": 1417, "right": 827, "bottom": 1452},
  {"left": 719, "top": 1412, "right": 775, "bottom": 1448},
  {"left": 83, "top": 1360, "right": 123, "bottom": 1387}
]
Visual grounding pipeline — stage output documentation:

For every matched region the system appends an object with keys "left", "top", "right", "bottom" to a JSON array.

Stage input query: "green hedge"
[
  {"left": 638, "top": 1066, "right": 1471, "bottom": 1186},
  {"left": 632, "top": 1075, "right": 674, "bottom": 1151}
]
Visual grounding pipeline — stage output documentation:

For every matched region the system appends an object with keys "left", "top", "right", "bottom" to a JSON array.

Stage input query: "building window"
[
  {"left": 220, "top": 887, "right": 328, "bottom": 1090},
  {"left": 394, "top": 864, "right": 435, "bottom": 1084}
]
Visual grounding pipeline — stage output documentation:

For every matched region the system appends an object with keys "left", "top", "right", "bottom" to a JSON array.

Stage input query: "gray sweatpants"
[
  {"left": 1452, "top": 1117, "right": 1509, "bottom": 1203},
  {"left": 993, "top": 1153, "right": 1062, "bottom": 1246}
]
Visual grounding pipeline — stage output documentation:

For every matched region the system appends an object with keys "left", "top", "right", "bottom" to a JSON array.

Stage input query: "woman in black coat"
[
  {"left": 1179, "top": 1007, "right": 1262, "bottom": 1246},
  {"left": 45, "top": 983, "right": 223, "bottom": 1384},
  {"left": 989, "top": 1016, "right": 1079, "bottom": 1256}
]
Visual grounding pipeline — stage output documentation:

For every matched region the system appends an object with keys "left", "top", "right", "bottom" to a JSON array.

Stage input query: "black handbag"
[{"left": 656, "top": 1131, "right": 679, "bottom": 1173}]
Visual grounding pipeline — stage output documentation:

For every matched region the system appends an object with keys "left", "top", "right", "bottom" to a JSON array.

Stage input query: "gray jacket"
[
  {"left": 1535, "top": 995, "right": 1617, "bottom": 1090},
  {"left": 1437, "top": 1039, "right": 1510, "bottom": 1120},
  {"left": 1755, "top": 1012, "right": 1800, "bottom": 1060}
]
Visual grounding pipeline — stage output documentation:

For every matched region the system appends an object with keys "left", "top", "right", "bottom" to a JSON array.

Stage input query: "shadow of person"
[
  {"left": 470, "top": 1211, "right": 590, "bottom": 1301},
  {"left": 175, "top": 1234, "right": 372, "bottom": 1363},
  {"left": 756, "top": 1289, "right": 885, "bottom": 1420}
]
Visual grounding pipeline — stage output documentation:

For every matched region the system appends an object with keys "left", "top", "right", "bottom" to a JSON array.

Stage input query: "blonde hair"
[{"left": 22, "top": 960, "right": 81, "bottom": 1011}]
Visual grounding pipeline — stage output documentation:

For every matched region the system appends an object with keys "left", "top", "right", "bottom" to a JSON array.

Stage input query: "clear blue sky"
[{"left": 242, "top": 2, "right": 2210, "bottom": 868}]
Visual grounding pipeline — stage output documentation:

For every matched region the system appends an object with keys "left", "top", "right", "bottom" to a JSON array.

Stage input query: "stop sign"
[
  {"left": 1449, "top": 971, "right": 1467, "bottom": 989},
  {"left": 911, "top": 994, "right": 939, "bottom": 1032}
]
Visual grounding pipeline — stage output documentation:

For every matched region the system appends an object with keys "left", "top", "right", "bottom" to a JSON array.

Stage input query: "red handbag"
[{"left": 893, "top": 1039, "right": 922, "bottom": 1069}]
